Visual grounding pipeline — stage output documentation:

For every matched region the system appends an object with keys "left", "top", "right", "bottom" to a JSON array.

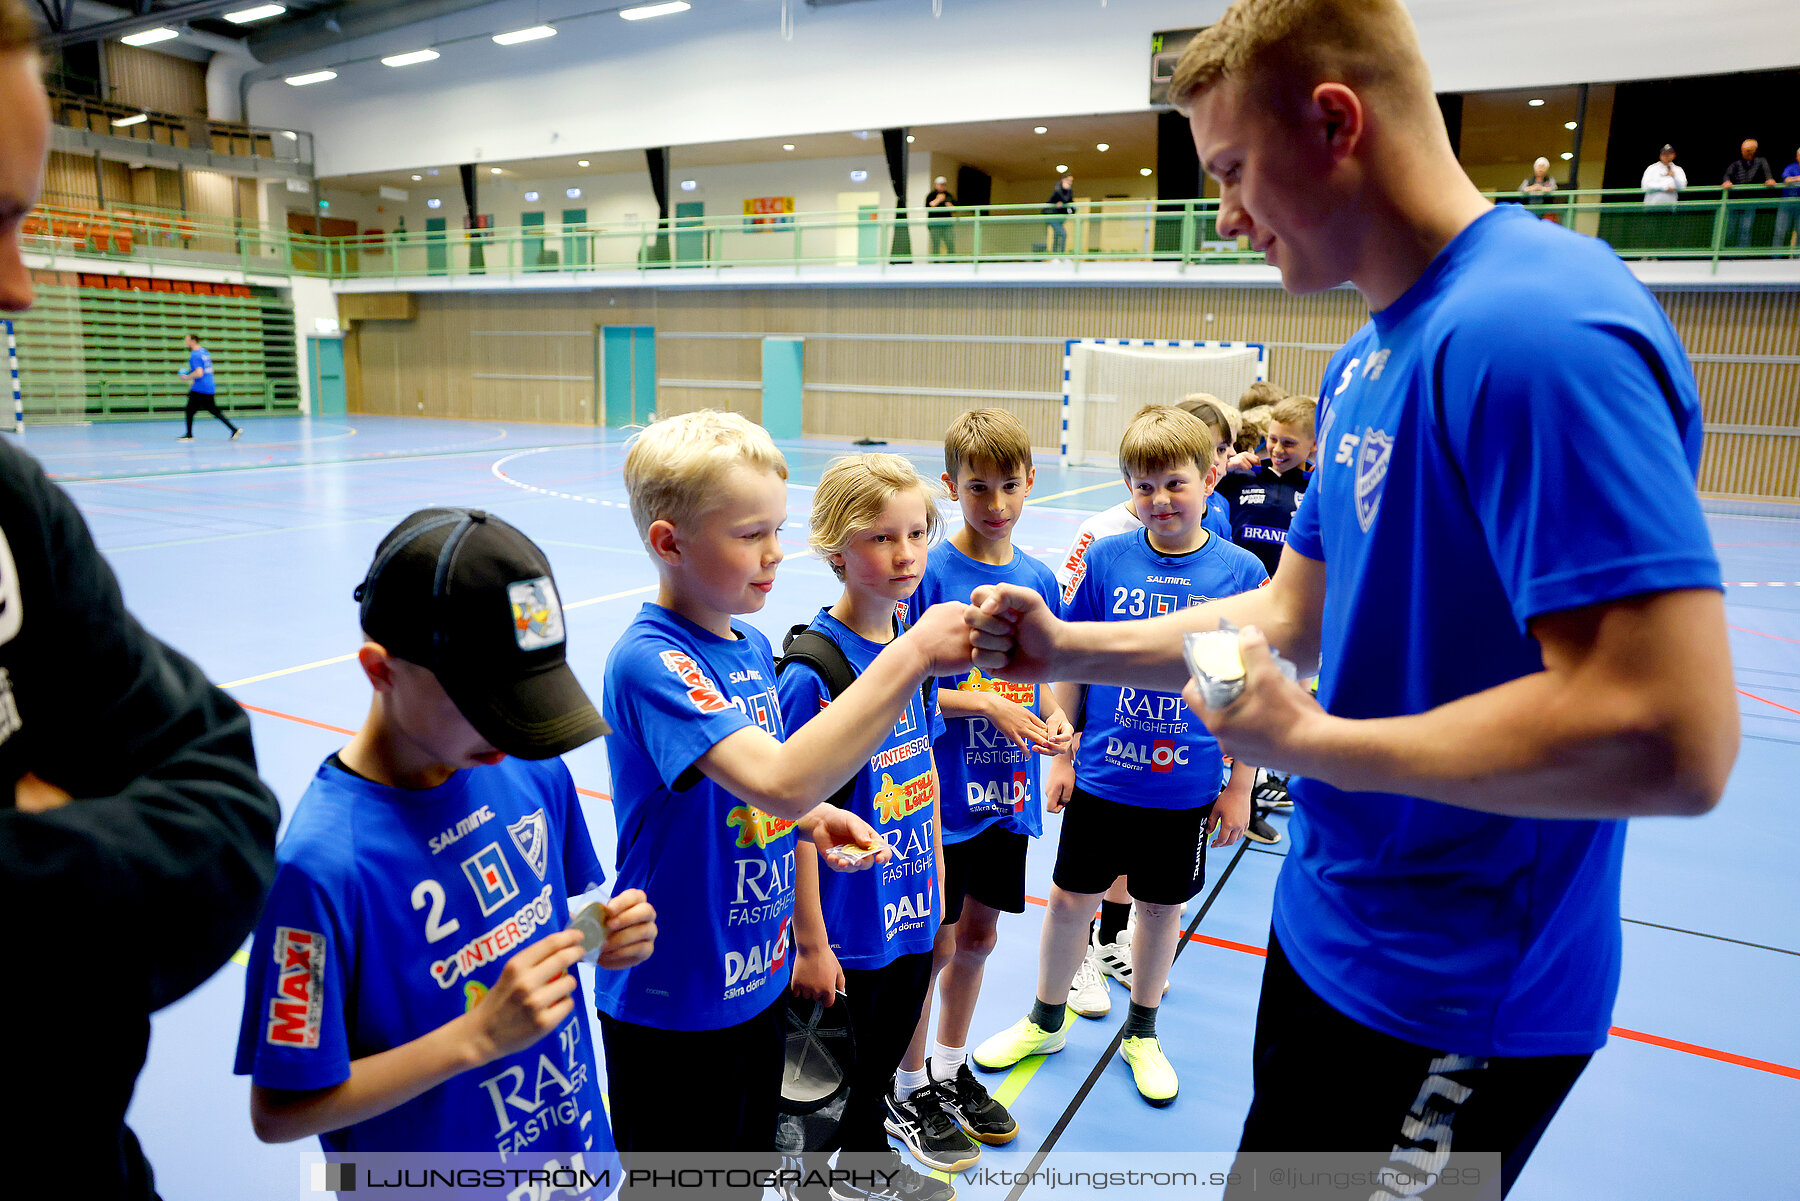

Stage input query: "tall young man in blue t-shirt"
[
  {"left": 964, "top": 0, "right": 1737, "bottom": 1192},
  {"left": 176, "top": 332, "right": 240, "bottom": 441}
]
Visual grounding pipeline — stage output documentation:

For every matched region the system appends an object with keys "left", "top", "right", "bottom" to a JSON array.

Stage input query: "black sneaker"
[
  {"left": 1246, "top": 809, "right": 1282, "bottom": 845},
  {"left": 830, "top": 1149, "right": 956, "bottom": 1201},
  {"left": 882, "top": 1084, "right": 979, "bottom": 1173},
  {"left": 932, "top": 1059, "right": 1018, "bottom": 1145},
  {"left": 1251, "top": 769, "right": 1292, "bottom": 810}
]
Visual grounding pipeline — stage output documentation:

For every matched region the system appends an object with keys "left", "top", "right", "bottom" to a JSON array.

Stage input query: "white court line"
[{"left": 221, "top": 584, "right": 658, "bottom": 689}]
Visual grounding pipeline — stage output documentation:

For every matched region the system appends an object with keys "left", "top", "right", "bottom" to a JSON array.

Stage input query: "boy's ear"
[
  {"left": 940, "top": 471, "right": 958, "bottom": 499},
  {"left": 1023, "top": 466, "right": 1036, "bottom": 493},
  {"left": 646, "top": 519, "right": 681, "bottom": 566},
  {"left": 358, "top": 641, "right": 396, "bottom": 692}
]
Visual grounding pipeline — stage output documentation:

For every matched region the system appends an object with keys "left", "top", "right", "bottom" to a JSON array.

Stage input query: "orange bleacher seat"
[
  {"left": 111, "top": 228, "right": 133, "bottom": 254},
  {"left": 172, "top": 280, "right": 193, "bottom": 294},
  {"left": 230, "top": 284, "right": 252, "bottom": 299},
  {"left": 150, "top": 279, "right": 171, "bottom": 293},
  {"left": 80, "top": 273, "right": 107, "bottom": 289},
  {"left": 192, "top": 282, "right": 214, "bottom": 296},
  {"left": 105, "top": 276, "right": 129, "bottom": 290},
  {"left": 21, "top": 214, "right": 46, "bottom": 239},
  {"left": 127, "top": 277, "right": 151, "bottom": 292}
]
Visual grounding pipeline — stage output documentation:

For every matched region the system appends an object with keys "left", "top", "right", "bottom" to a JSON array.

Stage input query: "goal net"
[
  {"left": 0, "top": 321, "right": 18, "bottom": 434},
  {"left": 1061, "top": 340, "right": 1264, "bottom": 467}
]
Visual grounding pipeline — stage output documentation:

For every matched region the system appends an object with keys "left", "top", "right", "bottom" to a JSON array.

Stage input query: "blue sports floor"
[{"left": 20, "top": 416, "right": 1796, "bottom": 1199}]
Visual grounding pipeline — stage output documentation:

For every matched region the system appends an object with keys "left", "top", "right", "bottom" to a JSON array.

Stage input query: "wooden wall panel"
[
  {"left": 103, "top": 44, "right": 207, "bottom": 119},
  {"left": 347, "top": 282, "right": 1800, "bottom": 498}
]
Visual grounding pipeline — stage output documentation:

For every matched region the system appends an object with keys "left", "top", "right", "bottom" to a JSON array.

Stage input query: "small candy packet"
[{"left": 1182, "top": 620, "right": 1298, "bottom": 710}]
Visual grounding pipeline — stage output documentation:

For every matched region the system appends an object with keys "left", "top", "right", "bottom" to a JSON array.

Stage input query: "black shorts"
[
  {"left": 941, "top": 821, "right": 1028, "bottom": 923},
  {"left": 1227, "top": 932, "right": 1592, "bottom": 1199},
  {"left": 1051, "top": 784, "right": 1214, "bottom": 906}
]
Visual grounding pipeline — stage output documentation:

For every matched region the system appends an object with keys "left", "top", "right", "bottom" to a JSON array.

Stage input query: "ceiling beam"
[{"left": 39, "top": 0, "right": 266, "bottom": 48}]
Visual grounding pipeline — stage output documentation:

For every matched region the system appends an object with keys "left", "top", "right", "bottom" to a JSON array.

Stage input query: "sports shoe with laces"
[
  {"left": 1119, "top": 1035, "right": 1179, "bottom": 1106},
  {"left": 1252, "top": 769, "right": 1293, "bottom": 810},
  {"left": 1245, "top": 810, "right": 1282, "bottom": 845},
  {"left": 972, "top": 1015, "right": 1066, "bottom": 1070},
  {"left": 1067, "top": 944, "right": 1111, "bottom": 1018},
  {"left": 1106, "top": 918, "right": 1171, "bottom": 996},
  {"left": 883, "top": 1084, "right": 979, "bottom": 1173},
  {"left": 230, "top": 427, "right": 242, "bottom": 440},
  {"left": 829, "top": 1149, "right": 957, "bottom": 1201},
  {"left": 932, "top": 1059, "right": 1018, "bottom": 1145}
]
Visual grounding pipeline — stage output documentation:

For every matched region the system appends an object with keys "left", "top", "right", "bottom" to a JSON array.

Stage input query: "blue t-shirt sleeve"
[
  {"left": 776, "top": 661, "right": 830, "bottom": 738},
  {"left": 613, "top": 634, "right": 757, "bottom": 790},
  {"left": 1439, "top": 312, "right": 1722, "bottom": 628},
  {"left": 552, "top": 762, "right": 606, "bottom": 896},
  {"left": 927, "top": 682, "right": 947, "bottom": 744},
  {"left": 233, "top": 859, "right": 352, "bottom": 1092}
]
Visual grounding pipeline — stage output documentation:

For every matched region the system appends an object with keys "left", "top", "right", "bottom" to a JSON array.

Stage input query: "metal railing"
[
  {"left": 22, "top": 187, "right": 1800, "bottom": 282},
  {"left": 49, "top": 90, "right": 314, "bottom": 166}
]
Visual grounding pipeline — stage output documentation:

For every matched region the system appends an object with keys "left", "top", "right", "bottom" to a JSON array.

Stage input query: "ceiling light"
[
  {"left": 566, "top": 188, "right": 582, "bottom": 199},
  {"left": 679, "top": 180, "right": 697, "bottom": 191},
  {"left": 1096, "top": 143, "right": 1110, "bottom": 152},
  {"left": 1034, "top": 126, "right": 1047, "bottom": 134},
  {"left": 120, "top": 27, "right": 178, "bottom": 46},
  {"left": 411, "top": 174, "right": 422, "bottom": 181},
  {"left": 524, "top": 191, "right": 540, "bottom": 202},
  {"left": 493, "top": 25, "right": 556, "bottom": 45},
  {"left": 223, "top": 4, "right": 286, "bottom": 23},
  {"left": 1560, "top": 152, "right": 1573, "bottom": 160},
  {"left": 1140, "top": 167, "right": 1153, "bottom": 176},
  {"left": 111, "top": 113, "right": 148, "bottom": 127},
  {"left": 850, "top": 170, "right": 868, "bottom": 182},
  {"left": 490, "top": 167, "right": 502, "bottom": 175},
  {"left": 381, "top": 49, "right": 440, "bottom": 68},
  {"left": 1564, "top": 121, "right": 1578, "bottom": 130},
  {"left": 285, "top": 70, "right": 336, "bottom": 86},
  {"left": 427, "top": 198, "right": 442, "bottom": 209},
  {"left": 577, "top": 160, "right": 589, "bottom": 167},
  {"left": 1056, "top": 164, "right": 1069, "bottom": 174},
  {"left": 783, "top": 144, "right": 795, "bottom": 152},
  {"left": 281, "top": 130, "right": 297, "bottom": 139},
  {"left": 906, "top": 135, "right": 915, "bottom": 143},
  {"left": 1527, "top": 98, "right": 1545, "bottom": 107},
  {"left": 620, "top": 1, "right": 690, "bottom": 19}
]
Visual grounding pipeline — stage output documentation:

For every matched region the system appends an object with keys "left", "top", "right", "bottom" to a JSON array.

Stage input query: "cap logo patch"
[{"left": 508, "top": 577, "right": 565, "bottom": 651}]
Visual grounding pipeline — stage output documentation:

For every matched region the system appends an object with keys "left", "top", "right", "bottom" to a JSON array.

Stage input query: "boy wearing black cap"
[{"left": 234, "top": 507, "right": 657, "bottom": 1171}]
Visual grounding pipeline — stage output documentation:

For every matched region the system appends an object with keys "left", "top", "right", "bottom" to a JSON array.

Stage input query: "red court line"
[
  {"left": 1730, "top": 623, "right": 1800, "bottom": 645},
  {"left": 240, "top": 703, "right": 614, "bottom": 801},
  {"left": 1738, "top": 688, "right": 1800, "bottom": 717},
  {"left": 1023, "top": 893, "right": 1797, "bottom": 1079}
]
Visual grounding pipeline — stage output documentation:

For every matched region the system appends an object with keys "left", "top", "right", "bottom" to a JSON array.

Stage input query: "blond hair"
[
  {"left": 1168, "top": 0, "right": 1436, "bottom": 122},
  {"left": 1235, "top": 405, "right": 1273, "bottom": 454},
  {"left": 1, "top": 0, "right": 36, "bottom": 52},
  {"left": 944, "top": 408, "right": 1034, "bottom": 479},
  {"left": 809, "top": 454, "right": 944, "bottom": 581},
  {"left": 623, "top": 410, "right": 788, "bottom": 542},
  {"left": 1177, "top": 392, "right": 1241, "bottom": 449},
  {"left": 1268, "top": 395, "right": 1319, "bottom": 441},
  {"left": 1119, "top": 405, "right": 1215, "bottom": 480},
  {"left": 1236, "top": 380, "right": 1286, "bottom": 414}
]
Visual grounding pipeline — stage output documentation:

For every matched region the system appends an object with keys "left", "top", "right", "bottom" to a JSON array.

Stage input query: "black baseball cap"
[{"left": 354, "top": 508, "right": 607, "bottom": 759}]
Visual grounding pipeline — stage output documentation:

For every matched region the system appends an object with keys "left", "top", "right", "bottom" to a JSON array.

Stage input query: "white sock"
[
  {"left": 931, "top": 1042, "right": 967, "bottom": 1076},
  {"left": 895, "top": 1065, "right": 929, "bottom": 1099}
]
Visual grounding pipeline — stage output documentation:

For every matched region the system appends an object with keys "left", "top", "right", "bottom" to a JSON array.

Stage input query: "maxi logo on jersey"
[
  {"left": 462, "top": 842, "right": 521, "bottom": 916},
  {"left": 958, "top": 664, "right": 1036, "bottom": 707},
  {"left": 431, "top": 884, "right": 557, "bottom": 989},
  {"left": 1061, "top": 530, "right": 1098, "bottom": 603},
  {"left": 659, "top": 650, "right": 730, "bottom": 714},
  {"left": 873, "top": 770, "right": 934, "bottom": 824},
  {"left": 727, "top": 805, "right": 798, "bottom": 848},
  {"left": 266, "top": 926, "right": 326, "bottom": 1048}
]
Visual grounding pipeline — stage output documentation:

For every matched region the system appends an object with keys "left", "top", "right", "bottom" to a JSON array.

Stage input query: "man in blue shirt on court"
[
  {"left": 963, "top": 1, "right": 1738, "bottom": 1195},
  {"left": 176, "top": 331, "right": 240, "bottom": 441}
]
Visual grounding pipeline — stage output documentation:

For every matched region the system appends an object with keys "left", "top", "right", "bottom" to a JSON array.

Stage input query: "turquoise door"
[
  {"left": 675, "top": 201, "right": 705, "bottom": 264},
  {"left": 522, "top": 211, "right": 546, "bottom": 270},
  {"left": 425, "top": 217, "right": 447, "bottom": 274},
  {"left": 858, "top": 205, "right": 881, "bottom": 264},
  {"left": 563, "top": 209, "right": 588, "bottom": 268},
  {"left": 601, "top": 326, "right": 655, "bottom": 428},
  {"left": 309, "top": 336, "right": 346, "bottom": 415}
]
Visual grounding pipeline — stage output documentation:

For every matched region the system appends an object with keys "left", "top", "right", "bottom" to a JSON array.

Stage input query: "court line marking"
[
  {"left": 1730, "top": 623, "right": 1800, "bottom": 645},
  {"left": 1029, "top": 480, "right": 1125, "bottom": 505},
  {"left": 1738, "top": 688, "right": 1800, "bottom": 717},
  {"left": 1621, "top": 917, "right": 1799, "bottom": 958}
]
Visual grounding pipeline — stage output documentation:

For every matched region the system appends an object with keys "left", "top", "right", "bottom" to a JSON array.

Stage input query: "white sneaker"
[
  {"left": 1067, "top": 945, "right": 1111, "bottom": 1018},
  {"left": 1106, "top": 916, "right": 1171, "bottom": 996}
]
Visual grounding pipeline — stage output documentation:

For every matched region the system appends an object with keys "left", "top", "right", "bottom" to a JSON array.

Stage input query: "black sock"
[
  {"left": 1029, "top": 997, "right": 1066, "bottom": 1033},
  {"left": 1122, "top": 1000, "right": 1158, "bottom": 1040},
  {"left": 1098, "top": 901, "right": 1131, "bottom": 946}
]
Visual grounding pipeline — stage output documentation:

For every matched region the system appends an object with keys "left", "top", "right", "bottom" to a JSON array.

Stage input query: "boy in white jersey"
[
  {"left": 975, "top": 406, "right": 1263, "bottom": 1106},
  {"left": 596, "top": 411, "right": 973, "bottom": 1180}
]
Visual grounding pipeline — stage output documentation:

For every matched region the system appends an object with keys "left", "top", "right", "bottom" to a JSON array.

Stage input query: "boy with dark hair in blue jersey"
[
  {"left": 175, "top": 332, "right": 239, "bottom": 441},
  {"left": 889, "top": 408, "right": 1071, "bottom": 1166},
  {"left": 598, "top": 412, "right": 974, "bottom": 1179},
  {"left": 779, "top": 454, "right": 954, "bottom": 1201},
  {"left": 974, "top": 405, "right": 1261, "bottom": 1107},
  {"left": 235, "top": 507, "right": 657, "bottom": 1178},
  {"left": 968, "top": 0, "right": 1738, "bottom": 1191},
  {"left": 1214, "top": 394, "right": 1316, "bottom": 580}
]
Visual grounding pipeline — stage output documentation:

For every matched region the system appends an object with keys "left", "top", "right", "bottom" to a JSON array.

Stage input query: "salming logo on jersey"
[
  {"left": 266, "top": 927, "right": 326, "bottom": 1048},
  {"left": 957, "top": 664, "right": 1036, "bottom": 706},
  {"left": 727, "top": 804, "right": 798, "bottom": 848},
  {"left": 659, "top": 650, "right": 730, "bottom": 714},
  {"left": 872, "top": 770, "right": 934, "bottom": 824}
]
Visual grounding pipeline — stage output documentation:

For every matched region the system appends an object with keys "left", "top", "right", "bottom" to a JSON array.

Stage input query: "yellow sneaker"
[
  {"left": 1120, "top": 1036, "right": 1178, "bottom": 1106},
  {"left": 972, "top": 1016, "right": 1066, "bottom": 1070}
]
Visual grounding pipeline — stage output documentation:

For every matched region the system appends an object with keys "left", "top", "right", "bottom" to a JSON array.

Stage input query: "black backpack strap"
[{"left": 777, "top": 625, "right": 861, "bottom": 809}]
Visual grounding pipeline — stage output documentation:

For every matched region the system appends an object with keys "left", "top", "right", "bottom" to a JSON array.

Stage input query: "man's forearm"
[{"left": 1056, "top": 585, "right": 1301, "bottom": 693}]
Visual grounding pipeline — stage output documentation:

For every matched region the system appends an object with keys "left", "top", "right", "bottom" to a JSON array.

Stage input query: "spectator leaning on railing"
[
  {"left": 1722, "top": 138, "right": 1776, "bottom": 247},
  {"left": 1641, "top": 144, "right": 1686, "bottom": 206},
  {"left": 1774, "top": 147, "right": 1800, "bottom": 250}
]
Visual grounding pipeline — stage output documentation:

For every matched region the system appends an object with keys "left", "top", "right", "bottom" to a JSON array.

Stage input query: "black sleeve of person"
[
  {"left": 0, "top": 438, "right": 279, "bottom": 1013},
  {"left": 778, "top": 619, "right": 933, "bottom": 810}
]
